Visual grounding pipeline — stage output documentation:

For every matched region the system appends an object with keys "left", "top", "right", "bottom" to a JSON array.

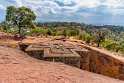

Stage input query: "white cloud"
[
  {"left": 76, "top": 0, "right": 100, "bottom": 8},
  {"left": 51, "top": 0, "right": 101, "bottom": 12},
  {"left": 1, "top": 0, "right": 124, "bottom": 23},
  {"left": 103, "top": 0, "right": 124, "bottom": 9},
  {"left": 13, "top": 0, "right": 60, "bottom": 16},
  {"left": 0, "top": 4, "right": 5, "bottom": 10},
  {"left": 15, "top": 0, "right": 23, "bottom": 7},
  {"left": 100, "top": 0, "right": 124, "bottom": 15},
  {"left": 2, "top": 0, "right": 124, "bottom": 15},
  {"left": 53, "top": 0, "right": 100, "bottom": 8}
]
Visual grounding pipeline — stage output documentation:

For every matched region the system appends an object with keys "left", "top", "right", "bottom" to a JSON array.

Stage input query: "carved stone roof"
[{"left": 25, "top": 42, "right": 89, "bottom": 58}]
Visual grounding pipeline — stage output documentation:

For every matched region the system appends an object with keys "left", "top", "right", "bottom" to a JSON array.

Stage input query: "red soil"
[{"left": 0, "top": 46, "right": 123, "bottom": 83}]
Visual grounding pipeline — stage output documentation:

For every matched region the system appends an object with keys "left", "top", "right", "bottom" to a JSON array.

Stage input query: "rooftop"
[{"left": 25, "top": 41, "right": 88, "bottom": 58}]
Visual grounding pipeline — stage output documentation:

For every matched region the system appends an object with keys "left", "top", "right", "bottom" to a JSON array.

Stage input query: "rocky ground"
[
  {"left": 0, "top": 32, "right": 124, "bottom": 82},
  {"left": 0, "top": 46, "right": 123, "bottom": 83}
]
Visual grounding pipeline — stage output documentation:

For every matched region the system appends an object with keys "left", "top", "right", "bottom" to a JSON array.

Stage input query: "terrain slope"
[{"left": 0, "top": 46, "right": 123, "bottom": 83}]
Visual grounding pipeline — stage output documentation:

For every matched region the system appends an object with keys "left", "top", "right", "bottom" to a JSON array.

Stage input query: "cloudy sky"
[{"left": 0, "top": 0, "right": 124, "bottom": 25}]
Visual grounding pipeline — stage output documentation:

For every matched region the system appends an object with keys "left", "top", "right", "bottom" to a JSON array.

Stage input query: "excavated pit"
[
  {"left": 21, "top": 41, "right": 124, "bottom": 80},
  {"left": 1, "top": 39, "right": 124, "bottom": 81},
  {"left": 23, "top": 42, "right": 87, "bottom": 68}
]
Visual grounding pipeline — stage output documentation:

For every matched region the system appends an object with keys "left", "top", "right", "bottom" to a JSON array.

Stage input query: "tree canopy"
[{"left": 6, "top": 6, "right": 36, "bottom": 34}]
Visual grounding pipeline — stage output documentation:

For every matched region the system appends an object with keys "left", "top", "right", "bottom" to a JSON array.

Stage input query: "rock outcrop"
[
  {"left": 81, "top": 44, "right": 124, "bottom": 80},
  {"left": 0, "top": 46, "right": 123, "bottom": 83}
]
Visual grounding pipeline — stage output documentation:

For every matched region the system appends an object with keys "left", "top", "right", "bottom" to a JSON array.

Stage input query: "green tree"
[
  {"left": 47, "top": 28, "right": 53, "bottom": 36},
  {"left": 6, "top": 6, "right": 36, "bottom": 35},
  {"left": 63, "top": 29, "right": 68, "bottom": 37},
  {"left": 105, "top": 40, "right": 124, "bottom": 53},
  {"left": 93, "top": 29, "right": 106, "bottom": 47},
  {"left": 31, "top": 27, "right": 42, "bottom": 36},
  {"left": 70, "top": 29, "right": 80, "bottom": 36},
  {"left": 0, "top": 21, "right": 10, "bottom": 32},
  {"left": 63, "top": 29, "right": 80, "bottom": 37},
  {"left": 115, "top": 41, "right": 124, "bottom": 53},
  {"left": 82, "top": 33, "right": 92, "bottom": 43}
]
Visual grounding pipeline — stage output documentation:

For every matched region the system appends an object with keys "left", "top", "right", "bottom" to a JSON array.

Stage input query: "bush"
[
  {"left": 62, "top": 28, "right": 80, "bottom": 37},
  {"left": 105, "top": 42, "right": 118, "bottom": 51},
  {"left": 46, "top": 28, "right": 53, "bottom": 36},
  {"left": 82, "top": 33, "right": 92, "bottom": 43},
  {"left": 31, "top": 27, "right": 42, "bottom": 36},
  {"left": 101, "top": 39, "right": 114, "bottom": 48}
]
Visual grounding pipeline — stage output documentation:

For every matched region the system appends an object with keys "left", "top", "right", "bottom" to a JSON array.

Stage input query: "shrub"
[{"left": 31, "top": 27, "right": 42, "bottom": 36}]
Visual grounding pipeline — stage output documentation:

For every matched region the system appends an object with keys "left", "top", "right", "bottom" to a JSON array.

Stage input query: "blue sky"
[{"left": 0, "top": 0, "right": 124, "bottom": 25}]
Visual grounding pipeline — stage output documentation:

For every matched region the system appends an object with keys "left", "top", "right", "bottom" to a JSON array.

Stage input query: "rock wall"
[
  {"left": 76, "top": 51, "right": 90, "bottom": 70},
  {"left": 81, "top": 45, "right": 124, "bottom": 80}
]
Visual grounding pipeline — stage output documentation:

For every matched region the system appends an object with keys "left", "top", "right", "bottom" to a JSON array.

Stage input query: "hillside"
[
  {"left": 34, "top": 22, "right": 124, "bottom": 54},
  {"left": 1, "top": 21, "right": 124, "bottom": 54},
  {"left": 0, "top": 46, "right": 123, "bottom": 83}
]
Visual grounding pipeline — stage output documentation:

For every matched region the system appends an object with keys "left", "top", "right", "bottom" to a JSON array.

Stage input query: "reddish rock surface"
[
  {"left": 80, "top": 44, "right": 124, "bottom": 80},
  {"left": 0, "top": 46, "right": 123, "bottom": 83}
]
